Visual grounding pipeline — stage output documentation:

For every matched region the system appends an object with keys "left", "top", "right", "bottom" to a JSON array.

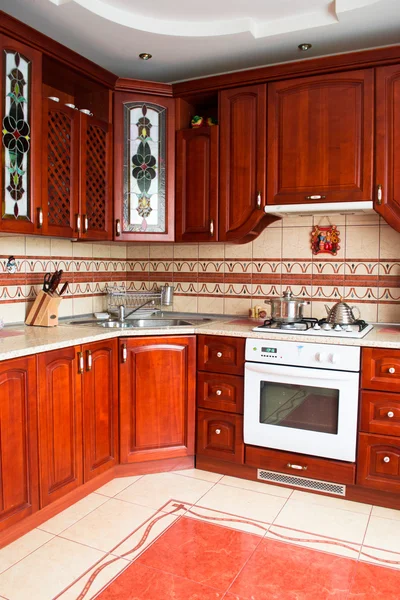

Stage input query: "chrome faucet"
[{"left": 118, "top": 299, "right": 155, "bottom": 321}]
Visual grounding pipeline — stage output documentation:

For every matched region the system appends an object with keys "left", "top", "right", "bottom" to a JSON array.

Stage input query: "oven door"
[{"left": 244, "top": 362, "right": 359, "bottom": 462}]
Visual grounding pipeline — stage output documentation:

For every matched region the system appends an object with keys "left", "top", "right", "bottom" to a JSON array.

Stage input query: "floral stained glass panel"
[
  {"left": 2, "top": 50, "right": 31, "bottom": 220},
  {"left": 123, "top": 102, "right": 166, "bottom": 233}
]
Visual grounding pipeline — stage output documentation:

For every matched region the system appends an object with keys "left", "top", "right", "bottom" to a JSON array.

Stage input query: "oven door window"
[{"left": 259, "top": 381, "right": 339, "bottom": 435}]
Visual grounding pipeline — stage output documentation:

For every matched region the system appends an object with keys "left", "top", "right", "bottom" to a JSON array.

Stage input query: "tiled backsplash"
[{"left": 1, "top": 213, "right": 399, "bottom": 324}]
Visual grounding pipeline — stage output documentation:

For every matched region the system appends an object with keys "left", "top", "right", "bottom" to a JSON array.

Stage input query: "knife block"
[{"left": 25, "top": 290, "right": 62, "bottom": 327}]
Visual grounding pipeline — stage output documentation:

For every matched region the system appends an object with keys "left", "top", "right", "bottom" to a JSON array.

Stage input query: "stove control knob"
[
  {"left": 315, "top": 352, "right": 327, "bottom": 362},
  {"left": 329, "top": 353, "right": 339, "bottom": 364},
  {"left": 346, "top": 325, "right": 353, "bottom": 332},
  {"left": 313, "top": 323, "right": 321, "bottom": 330},
  {"left": 334, "top": 324, "right": 342, "bottom": 331},
  {"left": 322, "top": 323, "right": 331, "bottom": 330}
]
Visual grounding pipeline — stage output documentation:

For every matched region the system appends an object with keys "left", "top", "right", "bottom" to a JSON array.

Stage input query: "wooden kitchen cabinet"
[
  {"left": 219, "top": 84, "right": 275, "bottom": 242},
  {"left": 197, "top": 371, "right": 244, "bottom": 414},
  {"left": 0, "top": 35, "right": 42, "bottom": 234},
  {"left": 0, "top": 356, "right": 39, "bottom": 532},
  {"left": 175, "top": 126, "right": 219, "bottom": 242},
  {"left": 357, "top": 433, "right": 400, "bottom": 494},
  {"left": 360, "top": 390, "right": 400, "bottom": 437},
  {"left": 37, "top": 346, "right": 83, "bottom": 507},
  {"left": 119, "top": 336, "right": 196, "bottom": 463},
  {"left": 41, "top": 96, "right": 113, "bottom": 240},
  {"left": 114, "top": 90, "right": 175, "bottom": 241},
  {"left": 267, "top": 69, "right": 374, "bottom": 205},
  {"left": 361, "top": 348, "right": 400, "bottom": 393},
  {"left": 82, "top": 339, "right": 118, "bottom": 481},
  {"left": 375, "top": 64, "right": 400, "bottom": 232},
  {"left": 197, "top": 409, "right": 244, "bottom": 464},
  {"left": 197, "top": 335, "right": 245, "bottom": 376}
]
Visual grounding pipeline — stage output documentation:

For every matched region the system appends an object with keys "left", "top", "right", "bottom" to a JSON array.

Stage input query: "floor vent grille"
[{"left": 257, "top": 469, "right": 346, "bottom": 496}]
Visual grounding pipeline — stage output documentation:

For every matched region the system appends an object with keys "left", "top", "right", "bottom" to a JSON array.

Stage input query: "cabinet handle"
[
  {"left": 287, "top": 463, "right": 308, "bottom": 471},
  {"left": 121, "top": 343, "right": 127, "bottom": 363},
  {"left": 209, "top": 219, "right": 214, "bottom": 236},
  {"left": 78, "top": 352, "right": 84, "bottom": 374},
  {"left": 388, "top": 367, "right": 396, "bottom": 374},
  {"left": 377, "top": 184, "right": 383, "bottom": 205},
  {"left": 86, "top": 350, "right": 92, "bottom": 371},
  {"left": 37, "top": 207, "right": 43, "bottom": 229},
  {"left": 383, "top": 456, "right": 391, "bottom": 463},
  {"left": 83, "top": 214, "right": 89, "bottom": 233},
  {"left": 305, "top": 195, "right": 326, "bottom": 200},
  {"left": 388, "top": 411, "right": 395, "bottom": 418},
  {"left": 216, "top": 352, "right": 223, "bottom": 358},
  {"left": 256, "top": 191, "right": 262, "bottom": 209},
  {"left": 116, "top": 219, "right": 121, "bottom": 237},
  {"left": 216, "top": 390, "right": 222, "bottom": 396},
  {"left": 76, "top": 214, "right": 81, "bottom": 233},
  {"left": 215, "top": 429, "right": 221, "bottom": 435}
]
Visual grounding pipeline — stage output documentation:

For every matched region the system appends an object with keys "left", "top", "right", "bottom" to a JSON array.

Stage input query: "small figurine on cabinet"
[{"left": 311, "top": 224, "right": 340, "bottom": 256}]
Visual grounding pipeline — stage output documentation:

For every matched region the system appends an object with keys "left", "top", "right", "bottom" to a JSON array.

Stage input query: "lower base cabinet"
[
  {"left": 0, "top": 356, "right": 39, "bottom": 532},
  {"left": 119, "top": 336, "right": 196, "bottom": 463},
  {"left": 357, "top": 432, "right": 400, "bottom": 493}
]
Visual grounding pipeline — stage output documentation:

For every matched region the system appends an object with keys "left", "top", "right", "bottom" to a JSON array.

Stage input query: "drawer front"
[
  {"left": 357, "top": 433, "right": 400, "bottom": 493},
  {"left": 245, "top": 445, "right": 355, "bottom": 485},
  {"left": 360, "top": 390, "right": 400, "bottom": 436},
  {"left": 362, "top": 348, "right": 400, "bottom": 392},
  {"left": 197, "top": 372, "right": 244, "bottom": 414},
  {"left": 197, "top": 409, "right": 244, "bottom": 464},
  {"left": 197, "top": 335, "right": 245, "bottom": 375}
]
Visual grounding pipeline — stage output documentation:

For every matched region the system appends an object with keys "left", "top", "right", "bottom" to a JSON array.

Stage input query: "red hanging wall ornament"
[{"left": 311, "top": 224, "right": 340, "bottom": 256}]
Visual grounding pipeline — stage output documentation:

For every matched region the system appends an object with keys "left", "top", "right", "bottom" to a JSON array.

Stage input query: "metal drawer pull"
[
  {"left": 287, "top": 463, "right": 307, "bottom": 471},
  {"left": 377, "top": 184, "right": 383, "bottom": 205},
  {"left": 210, "top": 219, "right": 214, "bottom": 236},
  {"left": 76, "top": 214, "right": 81, "bottom": 233},
  {"left": 86, "top": 350, "right": 92, "bottom": 371},
  {"left": 122, "top": 344, "right": 127, "bottom": 363},
  {"left": 215, "top": 429, "right": 221, "bottom": 435},
  {"left": 83, "top": 214, "right": 89, "bottom": 233},
  {"left": 256, "top": 191, "right": 262, "bottom": 208},
  {"left": 388, "top": 411, "right": 395, "bottom": 418},
  {"left": 78, "top": 352, "right": 84, "bottom": 374},
  {"left": 116, "top": 219, "right": 121, "bottom": 237},
  {"left": 37, "top": 208, "right": 43, "bottom": 229},
  {"left": 388, "top": 367, "right": 396, "bottom": 374},
  {"left": 305, "top": 195, "right": 326, "bottom": 200},
  {"left": 217, "top": 352, "right": 222, "bottom": 358},
  {"left": 383, "top": 456, "right": 391, "bottom": 463},
  {"left": 216, "top": 390, "right": 222, "bottom": 396}
]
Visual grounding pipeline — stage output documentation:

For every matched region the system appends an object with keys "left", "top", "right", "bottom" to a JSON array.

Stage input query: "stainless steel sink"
[{"left": 99, "top": 319, "right": 194, "bottom": 328}]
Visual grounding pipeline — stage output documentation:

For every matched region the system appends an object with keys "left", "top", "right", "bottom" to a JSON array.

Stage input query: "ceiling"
[{"left": 1, "top": 0, "right": 400, "bottom": 83}]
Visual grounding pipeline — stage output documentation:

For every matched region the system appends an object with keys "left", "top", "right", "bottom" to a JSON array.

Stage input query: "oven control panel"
[{"left": 245, "top": 338, "right": 361, "bottom": 372}]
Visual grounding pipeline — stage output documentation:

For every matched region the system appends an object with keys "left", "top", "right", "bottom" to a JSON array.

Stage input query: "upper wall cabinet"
[
  {"left": 175, "top": 126, "right": 219, "bottom": 242},
  {"left": 374, "top": 65, "right": 400, "bottom": 233},
  {"left": 0, "top": 35, "right": 42, "bottom": 234},
  {"left": 267, "top": 69, "right": 374, "bottom": 205},
  {"left": 219, "top": 84, "right": 273, "bottom": 242},
  {"left": 114, "top": 91, "right": 175, "bottom": 241}
]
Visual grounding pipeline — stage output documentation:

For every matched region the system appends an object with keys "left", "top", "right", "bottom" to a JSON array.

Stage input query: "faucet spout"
[{"left": 118, "top": 299, "right": 155, "bottom": 321}]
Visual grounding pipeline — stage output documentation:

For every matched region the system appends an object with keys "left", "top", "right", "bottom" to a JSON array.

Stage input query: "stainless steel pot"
[
  {"left": 264, "top": 291, "right": 310, "bottom": 323},
  {"left": 325, "top": 300, "right": 361, "bottom": 325}
]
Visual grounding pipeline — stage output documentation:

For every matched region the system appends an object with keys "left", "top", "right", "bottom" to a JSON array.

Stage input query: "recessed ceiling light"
[
  {"left": 139, "top": 52, "right": 152, "bottom": 60},
  {"left": 298, "top": 43, "right": 312, "bottom": 51}
]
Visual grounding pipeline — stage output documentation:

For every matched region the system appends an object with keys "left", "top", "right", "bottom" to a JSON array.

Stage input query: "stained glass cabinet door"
[
  {"left": 0, "top": 35, "right": 42, "bottom": 234},
  {"left": 114, "top": 92, "right": 175, "bottom": 241}
]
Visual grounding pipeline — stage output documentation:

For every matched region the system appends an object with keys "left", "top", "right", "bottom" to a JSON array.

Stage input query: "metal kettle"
[{"left": 325, "top": 299, "right": 361, "bottom": 325}]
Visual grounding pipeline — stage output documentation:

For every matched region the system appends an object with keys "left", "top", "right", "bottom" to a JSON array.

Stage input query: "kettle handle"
[{"left": 351, "top": 306, "right": 361, "bottom": 321}]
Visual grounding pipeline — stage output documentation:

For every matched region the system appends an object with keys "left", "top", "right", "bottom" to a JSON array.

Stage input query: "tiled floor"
[{"left": 0, "top": 469, "right": 400, "bottom": 599}]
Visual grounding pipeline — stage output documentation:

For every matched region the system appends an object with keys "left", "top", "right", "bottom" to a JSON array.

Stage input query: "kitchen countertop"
[{"left": 0, "top": 316, "right": 399, "bottom": 362}]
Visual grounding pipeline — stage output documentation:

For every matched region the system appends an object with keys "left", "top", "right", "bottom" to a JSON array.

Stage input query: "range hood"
[{"left": 264, "top": 201, "right": 375, "bottom": 218}]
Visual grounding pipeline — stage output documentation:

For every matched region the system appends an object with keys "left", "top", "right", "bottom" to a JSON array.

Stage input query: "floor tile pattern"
[{"left": 0, "top": 470, "right": 399, "bottom": 599}]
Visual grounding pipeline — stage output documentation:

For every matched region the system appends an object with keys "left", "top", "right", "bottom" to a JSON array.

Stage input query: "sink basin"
[{"left": 99, "top": 319, "right": 194, "bottom": 328}]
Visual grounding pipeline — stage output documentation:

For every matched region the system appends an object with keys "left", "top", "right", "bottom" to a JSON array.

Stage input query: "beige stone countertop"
[{"left": 0, "top": 317, "right": 399, "bottom": 362}]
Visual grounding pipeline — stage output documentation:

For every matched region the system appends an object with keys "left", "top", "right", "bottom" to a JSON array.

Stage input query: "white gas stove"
[{"left": 252, "top": 318, "right": 373, "bottom": 339}]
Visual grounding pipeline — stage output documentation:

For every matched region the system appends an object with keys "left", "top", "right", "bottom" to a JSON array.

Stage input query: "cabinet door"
[
  {"left": 0, "top": 356, "right": 39, "bottom": 532},
  {"left": 38, "top": 347, "right": 83, "bottom": 507},
  {"left": 175, "top": 127, "right": 218, "bottom": 242},
  {"left": 219, "top": 85, "right": 267, "bottom": 242},
  {"left": 41, "top": 98, "right": 80, "bottom": 237},
  {"left": 197, "top": 335, "right": 245, "bottom": 375},
  {"left": 120, "top": 336, "right": 196, "bottom": 463},
  {"left": 375, "top": 65, "right": 400, "bottom": 232},
  {"left": 357, "top": 433, "right": 400, "bottom": 494},
  {"left": 79, "top": 114, "right": 113, "bottom": 240},
  {"left": 361, "top": 348, "right": 400, "bottom": 393},
  {"left": 82, "top": 339, "right": 118, "bottom": 481},
  {"left": 197, "top": 409, "right": 244, "bottom": 464},
  {"left": 197, "top": 372, "right": 244, "bottom": 414},
  {"left": 267, "top": 69, "right": 374, "bottom": 204},
  {"left": 114, "top": 92, "right": 175, "bottom": 241},
  {"left": 0, "top": 35, "right": 42, "bottom": 234}
]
